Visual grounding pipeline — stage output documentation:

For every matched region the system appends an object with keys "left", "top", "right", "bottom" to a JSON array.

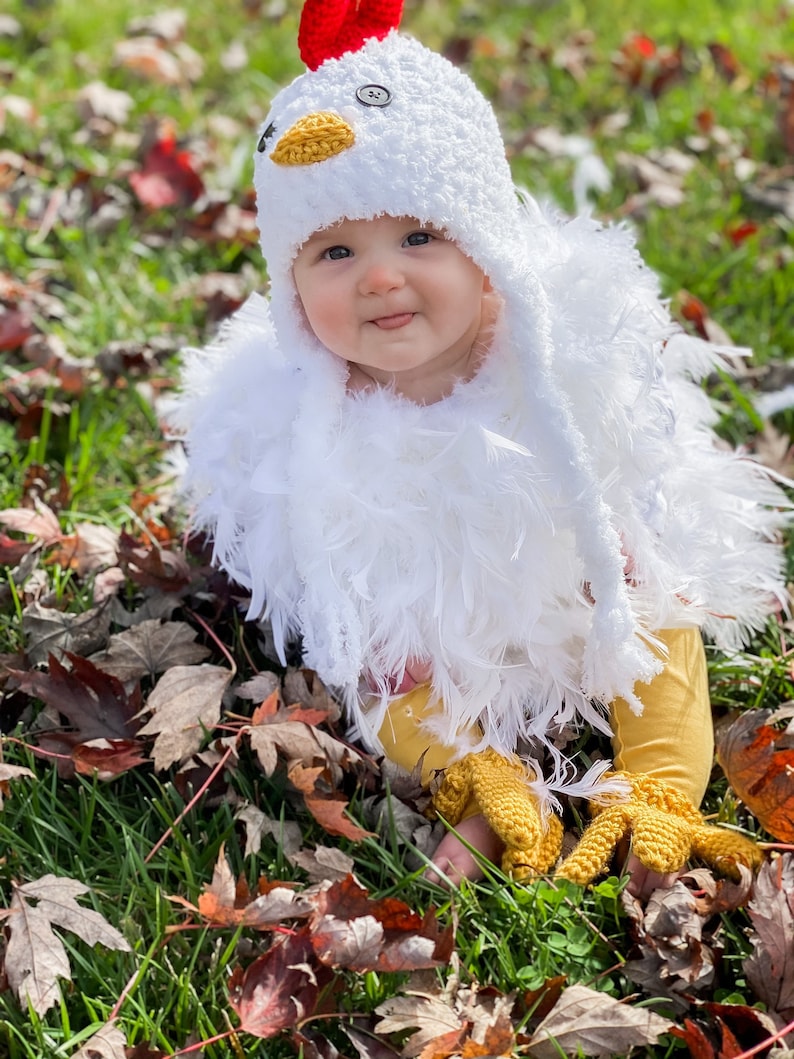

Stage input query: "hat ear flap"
[{"left": 298, "top": 0, "right": 404, "bottom": 70}]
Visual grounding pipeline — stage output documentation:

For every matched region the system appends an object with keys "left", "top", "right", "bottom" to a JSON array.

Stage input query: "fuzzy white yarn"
[{"left": 174, "top": 27, "right": 791, "bottom": 795}]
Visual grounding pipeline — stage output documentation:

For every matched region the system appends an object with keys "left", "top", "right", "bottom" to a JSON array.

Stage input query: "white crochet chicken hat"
[{"left": 254, "top": 0, "right": 521, "bottom": 289}]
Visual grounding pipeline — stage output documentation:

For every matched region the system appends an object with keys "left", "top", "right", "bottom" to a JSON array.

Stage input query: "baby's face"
[{"left": 292, "top": 215, "right": 490, "bottom": 401}]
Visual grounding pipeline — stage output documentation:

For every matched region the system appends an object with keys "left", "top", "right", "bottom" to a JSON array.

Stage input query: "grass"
[{"left": 1, "top": 0, "right": 793, "bottom": 1054}]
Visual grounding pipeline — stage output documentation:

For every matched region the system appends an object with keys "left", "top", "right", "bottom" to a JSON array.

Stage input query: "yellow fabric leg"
[
  {"left": 376, "top": 683, "right": 461, "bottom": 784},
  {"left": 610, "top": 626, "right": 714, "bottom": 806}
]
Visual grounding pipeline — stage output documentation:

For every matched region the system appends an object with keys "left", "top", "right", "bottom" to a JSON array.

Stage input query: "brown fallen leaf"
[
  {"left": 136, "top": 663, "right": 231, "bottom": 770},
  {"left": 89, "top": 619, "right": 210, "bottom": 682},
  {"left": 311, "top": 875, "right": 453, "bottom": 974},
  {"left": 10, "top": 652, "right": 141, "bottom": 743},
  {"left": 288, "top": 761, "right": 375, "bottom": 841},
  {"left": 0, "top": 500, "right": 62, "bottom": 545},
  {"left": 3, "top": 874, "right": 130, "bottom": 1015},
  {"left": 235, "top": 801, "right": 304, "bottom": 859},
  {"left": 525, "top": 983, "right": 672, "bottom": 1058},
  {"left": 71, "top": 1020, "right": 127, "bottom": 1058},
  {"left": 22, "top": 600, "right": 112, "bottom": 665},
  {"left": 743, "top": 854, "right": 794, "bottom": 1019},
  {"left": 716, "top": 707, "right": 794, "bottom": 842},
  {"left": 47, "top": 523, "right": 119, "bottom": 577},
  {"left": 289, "top": 844, "right": 356, "bottom": 883},
  {"left": 375, "top": 993, "right": 464, "bottom": 1057},
  {"left": 0, "top": 762, "right": 35, "bottom": 810},
  {"left": 228, "top": 929, "right": 334, "bottom": 1039}
]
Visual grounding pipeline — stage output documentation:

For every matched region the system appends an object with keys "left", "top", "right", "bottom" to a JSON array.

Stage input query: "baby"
[{"left": 176, "top": 0, "right": 788, "bottom": 895}]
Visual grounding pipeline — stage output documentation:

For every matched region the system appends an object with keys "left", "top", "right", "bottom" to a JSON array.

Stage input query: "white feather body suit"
[{"left": 174, "top": 30, "right": 790, "bottom": 787}]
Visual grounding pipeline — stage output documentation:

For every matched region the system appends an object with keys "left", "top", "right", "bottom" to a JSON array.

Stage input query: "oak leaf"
[
  {"left": 525, "top": 983, "right": 672, "bottom": 1058},
  {"left": 90, "top": 619, "right": 210, "bottom": 682},
  {"left": 4, "top": 874, "right": 130, "bottom": 1015},
  {"left": 743, "top": 854, "right": 794, "bottom": 1018},
  {"left": 136, "top": 663, "right": 231, "bottom": 770},
  {"left": 716, "top": 707, "right": 794, "bottom": 841}
]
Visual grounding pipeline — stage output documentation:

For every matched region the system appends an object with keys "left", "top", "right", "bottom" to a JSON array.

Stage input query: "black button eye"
[
  {"left": 256, "top": 122, "right": 276, "bottom": 153},
  {"left": 355, "top": 84, "right": 392, "bottom": 107}
]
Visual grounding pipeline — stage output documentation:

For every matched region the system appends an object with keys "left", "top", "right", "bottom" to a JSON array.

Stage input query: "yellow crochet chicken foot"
[
  {"left": 432, "top": 747, "right": 563, "bottom": 880},
  {"left": 556, "top": 771, "right": 763, "bottom": 887}
]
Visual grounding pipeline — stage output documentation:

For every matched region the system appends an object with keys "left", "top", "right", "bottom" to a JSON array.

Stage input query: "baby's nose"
[{"left": 359, "top": 260, "right": 405, "bottom": 293}]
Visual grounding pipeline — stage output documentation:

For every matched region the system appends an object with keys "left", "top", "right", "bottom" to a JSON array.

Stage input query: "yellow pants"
[{"left": 377, "top": 627, "right": 713, "bottom": 806}]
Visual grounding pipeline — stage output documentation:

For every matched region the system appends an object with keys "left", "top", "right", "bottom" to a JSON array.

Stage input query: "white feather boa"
[{"left": 175, "top": 204, "right": 790, "bottom": 792}]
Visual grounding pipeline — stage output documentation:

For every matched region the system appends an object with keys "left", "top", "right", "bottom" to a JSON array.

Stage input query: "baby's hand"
[
  {"left": 623, "top": 853, "right": 681, "bottom": 900},
  {"left": 424, "top": 813, "right": 504, "bottom": 886}
]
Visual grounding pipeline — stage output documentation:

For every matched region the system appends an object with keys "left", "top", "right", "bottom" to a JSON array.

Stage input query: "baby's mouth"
[{"left": 370, "top": 312, "right": 414, "bottom": 330}]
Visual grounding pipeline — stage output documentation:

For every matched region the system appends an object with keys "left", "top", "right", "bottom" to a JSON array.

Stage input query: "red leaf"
[
  {"left": 72, "top": 739, "right": 148, "bottom": 779},
  {"left": 129, "top": 127, "right": 204, "bottom": 208},
  {"left": 669, "top": 1017, "right": 716, "bottom": 1059},
  {"left": 117, "top": 531, "right": 192, "bottom": 593},
  {"left": 228, "top": 930, "right": 332, "bottom": 1038},
  {"left": 11, "top": 652, "right": 141, "bottom": 744},
  {"left": 0, "top": 307, "right": 36, "bottom": 351}
]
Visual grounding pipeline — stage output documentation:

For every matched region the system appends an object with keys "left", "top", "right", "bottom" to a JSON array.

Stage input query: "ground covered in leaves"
[{"left": 2, "top": 1, "right": 794, "bottom": 1057}]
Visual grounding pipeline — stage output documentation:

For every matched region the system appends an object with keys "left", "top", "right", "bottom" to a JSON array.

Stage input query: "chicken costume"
[{"left": 175, "top": 0, "right": 789, "bottom": 882}]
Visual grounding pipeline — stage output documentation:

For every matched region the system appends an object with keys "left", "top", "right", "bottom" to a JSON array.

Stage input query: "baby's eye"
[
  {"left": 404, "top": 231, "right": 434, "bottom": 247},
  {"left": 324, "top": 246, "right": 351, "bottom": 260}
]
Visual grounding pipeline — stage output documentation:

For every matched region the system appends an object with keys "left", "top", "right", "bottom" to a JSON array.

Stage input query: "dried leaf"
[
  {"left": 375, "top": 994, "right": 463, "bottom": 1057},
  {"left": 5, "top": 874, "right": 130, "bottom": 1015},
  {"left": 526, "top": 983, "right": 671, "bottom": 1058},
  {"left": 0, "top": 762, "right": 35, "bottom": 809},
  {"left": 289, "top": 844, "right": 356, "bottom": 883},
  {"left": 90, "top": 619, "right": 210, "bottom": 682},
  {"left": 716, "top": 708, "right": 794, "bottom": 842},
  {"left": 744, "top": 854, "right": 794, "bottom": 1018},
  {"left": 47, "top": 523, "right": 118, "bottom": 576},
  {"left": 117, "top": 532, "right": 192, "bottom": 593},
  {"left": 136, "top": 663, "right": 231, "bottom": 770},
  {"left": 289, "top": 764, "right": 375, "bottom": 841},
  {"left": 229, "top": 930, "right": 333, "bottom": 1038},
  {"left": 22, "top": 600, "right": 112, "bottom": 665},
  {"left": 11, "top": 652, "right": 140, "bottom": 743},
  {"left": 71, "top": 1020, "right": 127, "bottom": 1058},
  {"left": 311, "top": 875, "right": 453, "bottom": 973},
  {"left": 236, "top": 802, "right": 303, "bottom": 858},
  {"left": 0, "top": 501, "right": 61, "bottom": 545}
]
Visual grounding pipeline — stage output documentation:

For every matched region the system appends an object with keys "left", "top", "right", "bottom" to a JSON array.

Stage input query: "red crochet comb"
[{"left": 298, "top": 0, "right": 404, "bottom": 70}]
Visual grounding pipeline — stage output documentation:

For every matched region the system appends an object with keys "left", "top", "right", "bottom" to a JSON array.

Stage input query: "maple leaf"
[
  {"left": 169, "top": 846, "right": 314, "bottom": 929},
  {"left": 136, "top": 663, "right": 231, "bottom": 770},
  {"left": 4, "top": 874, "right": 130, "bottom": 1015},
  {"left": 0, "top": 762, "right": 35, "bottom": 810},
  {"left": 71, "top": 1020, "right": 127, "bottom": 1058},
  {"left": 288, "top": 761, "right": 375, "bottom": 841},
  {"left": 235, "top": 802, "right": 303, "bottom": 859},
  {"left": 743, "top": 854, "right": 794, "bottom": 1019},
  {"left": 117, "top": 531, "right": 192, "bottom": 593},
  {"left": 90, "top": 619, "right": 210, "bottom": 682},
  {"left": 228, "top": 929, "right": 334, "bottom": 1038},
  {"left": 375, "top": 994, "right": 464, "bottom": 1057},
  {"left": 716, "top": 707, "right": 794, "bottom": 842},
  {"left": 525, "top": 983, "right": 672, "bottom": 1058},
  {"left": 47, "top": 522, "right": 118, "bottom": 576},
  {"left": 22, "top": 600, "right": 112, "bottom": 665},
  {"left": 311, "top": 875, "right": 453, "bottom": 973}
]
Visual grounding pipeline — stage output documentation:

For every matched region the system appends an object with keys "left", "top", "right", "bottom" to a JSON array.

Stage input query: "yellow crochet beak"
[{"left": 270, "top": 111, "right": 355, "bottom": 167}]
